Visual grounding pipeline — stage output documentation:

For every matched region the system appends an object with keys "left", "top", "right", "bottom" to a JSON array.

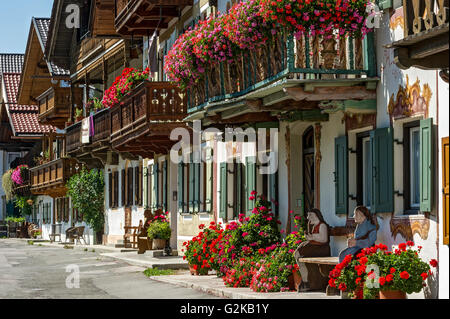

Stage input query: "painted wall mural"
[{"left": 388, "top": 75, "right": 432, "bottom": 120}]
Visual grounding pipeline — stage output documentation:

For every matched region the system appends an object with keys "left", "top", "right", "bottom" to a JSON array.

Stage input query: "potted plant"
[
  {"left": 75, "top": 108, "right": 83, "bottom": 122},
  {"left": 147, "top": 212, "right": 171, "bottom": 250},
  {"left": 329, "top": 242, "right": 438, "bottom": 299}
]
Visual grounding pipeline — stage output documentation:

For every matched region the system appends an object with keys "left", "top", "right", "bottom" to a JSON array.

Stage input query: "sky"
[{"left": 0, "top": 0, "right": 54, "bottom": 53}]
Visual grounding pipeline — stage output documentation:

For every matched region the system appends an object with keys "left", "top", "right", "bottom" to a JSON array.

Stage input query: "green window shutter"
[
  {"left": 194, "top": 162, "right": 201, "bottom": 212},
  {"left": 235, "top": 163, "right": 242, "bottom": 215},
  {"left": 377, "top": 0, "right": 393, "bottom": 10},
  {"left": 335, "top": 136, "right": 348, "bottom": 215},
  {"left": 420, "top": 118, "right": 434, "bottom": 212},
  {"left": 205, "top": 149, "right": 213, "bottom": 212},
  {"left": 188, "top": 154, "right": 194, "bottom": 213},
  {"left": 245, "top": 156, "right": 257, "bottom": 216},
  {"left": 153, "top": 163, "right": 159, "bottom": 209},
  {"left": 162, "top": 160, "right": 168, "bottom": 211},
  {"left": 143, "top": 167, "right": 148, "bottom": 209},
  {"left": 269, "top": 171, "right": 278, "bottom": 216},
  {"left": 371, "top": 127, "right": 394, "bottom": 213},
  {"left": 178, "top": 161, "right": 185, "bottom": 214},
  {"left": 219, "top": 162, "right": 228, "bottom": 219}
]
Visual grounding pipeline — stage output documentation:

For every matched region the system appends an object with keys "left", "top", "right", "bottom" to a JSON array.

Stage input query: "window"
[
  {"left": 108, "top": 171, "right": 119, "bottom": 209},
  {"left": 404, "top": 121, "right": 421, "bottom": 214},
  {"left": 356, "top": 132, "right": 372, "bottom": 210},
  {"left": 134, "top": 165, "right": 143, "bottom": 207},
  {"left": 55, "top": 198, "right": 70, "bottom": 223},
  {"left": 149, "top": 160, "right": 168, "bottom": 211}
]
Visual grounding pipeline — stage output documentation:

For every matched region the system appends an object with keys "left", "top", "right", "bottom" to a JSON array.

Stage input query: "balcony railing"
[
  {"left": 13, "top": 170, "right": 31, "bottom": 197},
  {"left": 37, "top": 87, "right": 83, "bottom": 129},
  {"left": 30, "top": 158, "right": 78, "bottom": 197},
  {"left": 403, "top": 0, "right": 449, "bottom": 37},
  {"left": 66, "top": 108, "right": 111, "bottom": 154},
  {"left": 110, "top": 81, "right": 186, "bottom": 147},
  {"left": 187, "top": 32, "right": 376, "bottom": 112}
]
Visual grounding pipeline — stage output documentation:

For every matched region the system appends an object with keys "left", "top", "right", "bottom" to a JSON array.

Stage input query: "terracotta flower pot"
[
  {"left": 379, "top": 290, "right": 407, "bottom": 299},
  {"left": 152, "top": 239, "right": 166, "bottom": 250},
  {"left": 189, "top": 265, "right": 200, "bottom": 276}
]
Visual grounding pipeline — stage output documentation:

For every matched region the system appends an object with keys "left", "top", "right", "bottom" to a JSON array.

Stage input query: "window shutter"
[
  {"left": 109, "top": 172, "right": 113, "bottom": 208},
  {"left": 143, "top": 167, "right": 148, "bottom": 208},
  {"left": 134, "top": 167, "right": 139, "bottom": 206},
  {"left": 139, "top": 165, "right": 143, "bottom": 207},
  {"left": 153, "top": 163, "right": 159, "bottom": 209},
  {"left": 114, "top": 171, "right": 119, "bottom": 208},
  {"left": 219, "top": 162, "right": 227, "bottom": 219},
  {"left": 178, "top": 161, "right": 185, "bottom": 214},
  {"left": 65, "top": 198, "right": 70, "bottom": 222},
  {"left": 420, "top": 118, "right": 434, "bottom": 212},
  {"left": 377, "top": 0, "right": 392, "bottom": 10},
  {"left": 335, "top": 136, "right": 348, "bottom": 215},
  {"left": 205, "top": 148, "right": 213, "bottom": 212},
  {"left": 371, "top": 127, "right": 394, "bottom": 213},
  {"left": 235, "top": 162, "right": 242, "bottom": 214},
  {"left": 194, "top": 161, "right": 201, "bottom": 212},
  {"left": 127, "top": 167, "right": 133, "bottom": 207},
  {"left": 189, "top": 154, "right": 194, "bottom": 213},
  {"left": 269, "top": 171, "right": 278, "bottom": 216},
  {"left": 162, "top": 160, "right": 167, "bottom": 211},
  {"left": 121, "top": 169, "right": 125, "bottom": 207},
  {"left": 442, "top": 137, "right": 449, "bottom": 245},
  {"left": 245, "top": 156, "right": 257, "bottom": 216}
]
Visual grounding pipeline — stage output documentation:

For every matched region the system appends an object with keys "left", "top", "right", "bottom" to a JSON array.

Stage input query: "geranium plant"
[
  {"left": 11, "top": 165, "right": 29, "bottom": 186},
  {"left": 329, "top": 242, "right": 438, "bottom": 299},
  {"left": 102, "top": 67, "right": 150, "bottom": 108},
  {"left": 182, "top": 222, "right": 223, "bottom": 275}
]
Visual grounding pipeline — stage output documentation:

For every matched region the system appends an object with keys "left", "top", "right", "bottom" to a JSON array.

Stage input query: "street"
[{"left": 0, "top": 239, "right": 218, "bottom": 299}]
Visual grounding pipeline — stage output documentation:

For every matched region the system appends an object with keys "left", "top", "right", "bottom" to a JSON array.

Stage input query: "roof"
[
  {"left": 33, "top": 17, "right": 69, "bottom": 76},
  {"left": 0, "top": 54, "right": 24, "bottom": 75},
  {"left": 1, "top": 72, "right": 55, "bottom": 136}
]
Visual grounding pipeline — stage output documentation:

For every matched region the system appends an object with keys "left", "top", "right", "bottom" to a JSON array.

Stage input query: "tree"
[{"left": 66, "top": 168, "right": 105, "bottom": 233}]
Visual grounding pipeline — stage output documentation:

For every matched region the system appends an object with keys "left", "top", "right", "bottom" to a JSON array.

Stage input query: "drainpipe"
[{"left": 435, "top": 70, "right": 440, "bottom": 298}]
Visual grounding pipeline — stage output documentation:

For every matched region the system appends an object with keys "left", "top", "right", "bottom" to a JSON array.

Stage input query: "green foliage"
[
  {"left": 27, "top": 240, "right": 34, "bottom": 245},
  {"left": 2, "top": 170, "right": 14, "bottom": 201},
  {"left": 5, "top": 217, "right": 25, "bottom": 223},
  {"left": 67, "top": 168, "right": 105, "bottom": 232},
  {"left": 14, "top": 196, "right": 35, "bottom": 216},
  {"left": 143, "top": 268, "right": 175, "bottom": 277},
  {"left": 147, "top": 220, "right": 172, "bottom": 240}
]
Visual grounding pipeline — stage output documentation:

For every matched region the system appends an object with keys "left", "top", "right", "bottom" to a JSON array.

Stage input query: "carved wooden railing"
[
  {"left": 37, "top": 87, "right": 83, "bottom": 127},
  {"left": 110, "top": 81, "right": 186, "bottom": 143},
  {"left": 30, "top": 158, "right": 78, "bottom": 191},
  {"left": 403, "top": 0, "right": 449, "bottom": 37},
  {"left": 13, "top": 169, "right": 31, "bottom": 197},
  {"left": 187, "top": 32, "right": 376, "bottom": 112},
  {"left": 66, "top": 109, "right": 111, "bottom": 154}
]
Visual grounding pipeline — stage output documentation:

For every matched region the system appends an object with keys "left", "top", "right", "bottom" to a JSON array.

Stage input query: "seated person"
[
  {"left": 339, "top": 206, "right": 378, "bottom": 263},
  {"left": 294, "top": 208, "right": 331, "bottom": 292}
]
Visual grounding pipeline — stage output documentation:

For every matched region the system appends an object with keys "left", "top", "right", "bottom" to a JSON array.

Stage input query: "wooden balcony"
[
  {"left": 13, "top": 170, "right": 31, "bottom": 197},
  {"left": 114, "top": 0, "right": 193, "bottom": 36},
  {"left": 110, "top": 81, "right": 187, "bottom": 158},
  {"left": 392, "top": 0, "right": 449, "bottom": 76},
  {"left": 37, "top": 87, "right": 83, "bottom": 129},
  {"left": 187, "top": 32, "right": 378, "bottom": 116},
  {"left": 30, "top": 158, "right": 79, "bottom": 198},
  {"left": 66, "top": 109, "right": 117, "bottom": 168}
]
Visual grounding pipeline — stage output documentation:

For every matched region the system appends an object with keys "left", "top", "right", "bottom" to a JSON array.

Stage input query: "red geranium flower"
[{"left": 400, "top": 271, "right": 410, "bottom": 280}]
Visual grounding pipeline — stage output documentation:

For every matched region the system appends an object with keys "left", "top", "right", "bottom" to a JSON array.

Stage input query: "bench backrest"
[{"left": 52, "top": 224, "right": 62, "bottom": 235}]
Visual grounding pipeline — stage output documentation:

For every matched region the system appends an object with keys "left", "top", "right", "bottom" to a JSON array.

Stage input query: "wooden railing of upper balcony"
[
  {"left": 403, "top": 0, "right": 449, "bottom": 37},
  {"left": 110, "top": 81, "right": 187, "bottom": 148},
  {"left": 30, "top": 158, "right": 78, "bottom": 198},
  {"left": 66, "top": 108, "right": 111, "bottom": 154},
  {"left": 37, "top": 87, "right": 83, "bottom": 129},
  {"left": 187, "top": 32, "right": 376, "bottom": 112},
  {"left": 13, "top": 169, "right": 31, "bottom": 197}
]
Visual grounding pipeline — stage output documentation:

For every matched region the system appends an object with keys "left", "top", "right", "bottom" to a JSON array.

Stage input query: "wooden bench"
[
  {"left": 123, "top": 226, "right": 139, "bottom": 249},
  {"left": 298, "top": 257, "right": 340, "bottom": 296}
]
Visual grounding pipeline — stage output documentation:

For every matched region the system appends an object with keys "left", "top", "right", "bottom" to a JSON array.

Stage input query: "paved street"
[{"left": 0, "top": 239, "right": 218, "bottom": 299}]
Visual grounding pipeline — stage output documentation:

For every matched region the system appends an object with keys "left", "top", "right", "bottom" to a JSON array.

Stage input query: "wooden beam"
[{"left": 284, "top": 86, "right": 377, "bottom": 101}]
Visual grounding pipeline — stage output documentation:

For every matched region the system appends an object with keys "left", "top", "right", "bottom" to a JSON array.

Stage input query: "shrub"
[
  {"left": 223, "top": 256, "right": 257, "bottom": 288},
  {"left": 67, "top": 168, "right": 105, "bottom": 232},
  {"left": 2, "top": 170, "right": 14, "bottom": 201}
]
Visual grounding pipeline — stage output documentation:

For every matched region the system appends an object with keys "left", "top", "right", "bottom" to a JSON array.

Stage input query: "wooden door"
[
  {"left": 443, "top": 137, "right": 449, "bottom": 245},
  {"left": 124, "top": 207, "right": 132, "bottom": 248}
]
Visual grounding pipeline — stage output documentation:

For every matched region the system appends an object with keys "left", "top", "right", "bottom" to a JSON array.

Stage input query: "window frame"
[{"left": 403, "top": 120, "right": 421, "bottom": 215}]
